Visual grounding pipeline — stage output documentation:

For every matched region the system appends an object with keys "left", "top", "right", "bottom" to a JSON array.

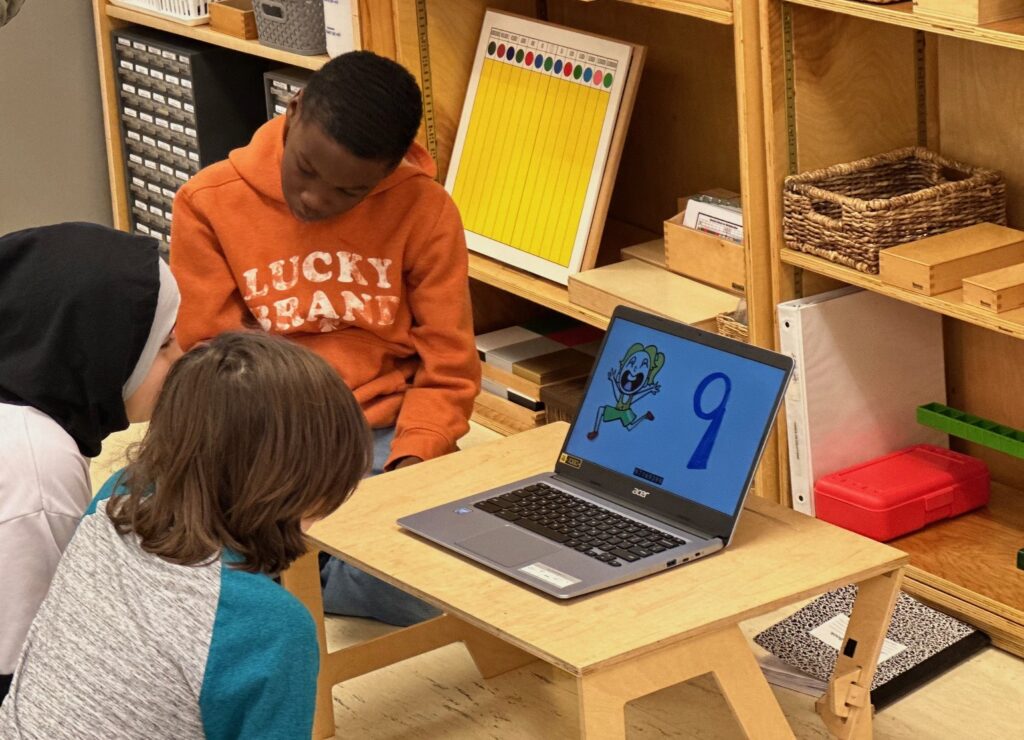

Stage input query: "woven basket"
[
  {"left": 253, "top": 0, "right": 326, "bottom": 55},
  {"left": 783, "top": 148, "right": 1006, "bottom": 274},
  {"left": 716, "top": 311, "right": 749, "bottom": 343}
]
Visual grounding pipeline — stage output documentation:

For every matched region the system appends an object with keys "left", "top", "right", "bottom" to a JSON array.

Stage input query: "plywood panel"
[
  {"left": 945, "top": 319, "right": 1024, "bottom": 489},
  {"left": 791, "top": 6, "right": 918, "bottom": 172},
  {"left": 937, "top": 36, "right": 1024, "bottom": 225},
  {"left": 547, "top": 0, "right": 740, "bottom": 234}
]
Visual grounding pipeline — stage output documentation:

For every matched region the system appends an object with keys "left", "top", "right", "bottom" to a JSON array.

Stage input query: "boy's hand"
[{"left": 392, "top": 456, "right": 424, "bottom": 469}]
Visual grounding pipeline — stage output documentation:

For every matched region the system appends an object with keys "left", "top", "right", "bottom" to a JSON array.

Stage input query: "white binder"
[{"left": 777, "top": 288, "right": 947, "bottom": 515}]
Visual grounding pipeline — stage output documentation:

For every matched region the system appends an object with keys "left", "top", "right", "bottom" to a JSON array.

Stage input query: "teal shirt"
[{"left": 1, "top": 472, "right": 318, "bottom": 739}]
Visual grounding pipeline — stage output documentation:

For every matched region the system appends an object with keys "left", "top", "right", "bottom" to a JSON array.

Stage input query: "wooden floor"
[{"left": 92, "top": 422, "right": 1024, "bottom": 738}]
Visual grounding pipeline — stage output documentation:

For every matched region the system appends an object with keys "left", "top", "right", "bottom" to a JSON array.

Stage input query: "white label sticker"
[
  {"left": 117, "top": 37, "right": 131, "bottom": 47},
  {"left": 142, "top": 135, "right": 156, "bottom": 146},
  {"left": 127, "top": 130, "right": 141, "bottom": 141},
  {"left": 132, "top": 176, "right": 145, "bottom": 187},
  {"left": 184, "top": 103, "right": 194, "bottom": 113},
  {"left": 162, "top": 187, "right": 176, "bottom": 199},
  {"left": 124, "top": 107, "right": 138, "bottom": 118},
  {"left": 157, "top": 140, "right": 172, "bottom": 152},
  {"left": 148, "top": 45, "right": 161, "bottom": 55},
  {"left": 155, "top": 117, "right": 169, "bottom": 129},
  {"left": 149, "top": 205, "right": 162, "bottom": 215},
  {"left": 165, "top": 74, "right": 180, "bottom": 86},
  {"left": 134, "top": 198, "right": 146, "bottom": 209},
  {"left": 810, "top": 614, "right": 907, "bottom": 664},
  {"left": 289, "top": 84, "right": 302, "bottom": 93},
  {"left": 132, "top": 41, "right": 146, "bottom": 51},
  {"left": 135, "top": 64, "right": 149, "bottom": 75},
  {"left": 188, "top": 151, "right": 199, "bottom": 162},
  {"left": 120, "top": 60, "right": 133, "bottom": 70},
  {"left": 181, "top": 78, "right": 192, "bottom": 89},
  {"left": 163, "top": 50, "right": 177, "bottom": 60},
  {"left": 129, "top": 153, "right": 143, "bottom": 164},
  {"left": 140, "top": 113, "right": 154, "bottom": 123},
  {"left": 168, "top": 97, "right": 182, "bottom": 109},
  {"left": 185, "top": 127, "right": 196, "bottom": 138},
  {"left": 152, "top": 70, "right": 165, "bottom": 81},
  {"left": 172, "top": 145, "right": 186, "bottom": 157},
  {"left": 165, "top": 209, "right": 174, "bottom": 220},
  {"left": 122, "top": 83, "right": 136, "bottom": 94},
  {"left": 137, "top": 88, "right": 152, "bottom": 99},
  {"left": 519, "top": 563, "right": 581, "bottom": 589},
  {"left": 178, "top": 54, "right": 189, "bottom": 64},
  {"left": 153, "top": 93, "right": 166, "bottom": 104},
  {"left": 137, "top": 223, "right": 150, "bottom": 234},
  {"left": 170, "top": 122, "right": 185, "bottom": 133},
  {"left": 159, "top": 164, "right": 174, "bottom": 175},
  {"left": 274, "top": 105, "right": 287, "bottom": 115},
  {"left": 144, "top": 159, "right": 157, "bottom": 170},
  {"left": 175, "top": 170, "right": 189, "bottom": 181},
  {"left": 272, "top": 80, "right": 287, "bottom": 90},
  {"left": 147, "top": 183, "right": 161, "bottom": 194}
]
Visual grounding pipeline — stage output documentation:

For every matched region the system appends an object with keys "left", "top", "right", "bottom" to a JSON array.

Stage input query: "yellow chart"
[{"left": 445, "top": 14, "right": 633, "bottom": 284}]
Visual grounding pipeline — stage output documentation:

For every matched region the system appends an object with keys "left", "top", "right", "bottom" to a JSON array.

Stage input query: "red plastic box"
[{"left": 814, "top": 445, "right": 990, "bottom": 541}]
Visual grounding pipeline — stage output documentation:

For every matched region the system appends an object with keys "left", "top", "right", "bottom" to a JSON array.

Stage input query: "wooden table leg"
[
  {"left": 280, "top": 550, "right": 335, "bottom": 740},
  {"left": 817, "top": 569, "right": 904, "bottom": 740},
  {"left": 577, "top": 625, "right": 794, "bottom": 740}
]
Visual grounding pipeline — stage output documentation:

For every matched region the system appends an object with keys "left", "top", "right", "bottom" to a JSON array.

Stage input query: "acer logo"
[{"left": 631, "top": 487, "right": 651, "bottom": 499}]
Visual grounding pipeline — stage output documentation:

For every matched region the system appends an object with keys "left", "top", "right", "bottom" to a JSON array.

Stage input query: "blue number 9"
[{"left": 687, "top": 372, "right": 732, "bottom": 470}]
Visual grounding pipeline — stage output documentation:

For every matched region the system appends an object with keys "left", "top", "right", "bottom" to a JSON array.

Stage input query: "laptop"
[{"left": 398, "top": 306, "right": 793, "bottom": 599}]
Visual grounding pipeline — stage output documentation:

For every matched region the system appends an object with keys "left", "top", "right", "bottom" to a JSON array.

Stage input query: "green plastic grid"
[{"left": 917, "top": 402, "right": 1024, "bottom": 459}]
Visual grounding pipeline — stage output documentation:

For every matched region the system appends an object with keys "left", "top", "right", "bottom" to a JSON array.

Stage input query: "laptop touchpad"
[{"left": 457, "top": 526, "right": 560, "bottom": 567}]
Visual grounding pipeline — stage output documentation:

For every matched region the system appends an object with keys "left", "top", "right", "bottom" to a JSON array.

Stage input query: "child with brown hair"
[{"left": 0, "top": 332, "right": 372, "bottom": 739}]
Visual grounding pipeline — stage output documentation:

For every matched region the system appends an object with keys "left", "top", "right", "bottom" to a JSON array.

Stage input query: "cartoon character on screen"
[{"left": 586, "top": 343, "right": 665, "bottom": 440}]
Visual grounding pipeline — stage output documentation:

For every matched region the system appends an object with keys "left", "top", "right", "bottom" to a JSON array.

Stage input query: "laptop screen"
[{"left": 561, "top": 313, "right": 789, "bottom": 520}]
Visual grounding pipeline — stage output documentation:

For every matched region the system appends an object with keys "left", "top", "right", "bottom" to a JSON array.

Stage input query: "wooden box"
[
  {"left": 664, "top": 210, "right": 745, "bottom": 295},
  {"left": 914, "top": 0, "right": 1024, "bottom": 25},
  {"left": 210, "top": 0, "right": 258, "bottom": 40},
  {"left": 878, "top": 223, "right": 1024, "bottom": 296},
  {"left": 567, "top": 259, "right": 739, "bottom": 331},
  {"left": 962, "top": 263, "right": 1024, "bottom": 313}
]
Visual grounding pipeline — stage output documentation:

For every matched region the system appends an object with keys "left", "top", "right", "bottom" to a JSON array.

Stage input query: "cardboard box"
[
  {"left": 878, "top": 223, "right": 1024, "bottom": 296},
  {"left": 567, "top": 259, "right": 738, "bottom": 331},
  {"left": 210, "top": 0, "right": 258, "bottom": 40},
  {"left": 914, "top": 0, "right": 1024, "bottom": 25},
  {"left": 962, "top": 262, "right": 1024, "bottom": 313},
  {"left": 664, "top": 194, "right": 745, "bottom": 295}
]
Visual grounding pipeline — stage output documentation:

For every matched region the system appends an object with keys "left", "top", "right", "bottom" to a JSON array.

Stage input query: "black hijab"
[{"left": 0, "top": 223, "right": 162, "bottom": 457}]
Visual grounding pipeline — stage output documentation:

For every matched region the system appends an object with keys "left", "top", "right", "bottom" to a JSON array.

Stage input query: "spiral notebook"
[{"left": 754, "top": 585, "right": 989, "bottom": 710}]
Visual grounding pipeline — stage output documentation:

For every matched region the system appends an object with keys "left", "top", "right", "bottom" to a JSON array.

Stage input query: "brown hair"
[{"left": 107, "top": 331, "right": 373, "bottom": 574}]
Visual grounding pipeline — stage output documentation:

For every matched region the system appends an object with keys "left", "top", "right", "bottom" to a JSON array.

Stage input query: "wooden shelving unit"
[{"left": 763, "top": 0, "right": 1024, "bottom": 654}]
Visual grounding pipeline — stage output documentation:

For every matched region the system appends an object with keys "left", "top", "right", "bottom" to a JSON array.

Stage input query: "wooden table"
[{"left": 283, "top": 423, "right": 908, "bottom": 739}]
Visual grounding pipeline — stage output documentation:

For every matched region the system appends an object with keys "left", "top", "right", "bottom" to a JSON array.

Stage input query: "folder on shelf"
[
  {"left": 777, "top": 288, "right": 947, "bottom": 515},
  {"left": 753, "top": 585, "right": 990, "bottom": 711}
]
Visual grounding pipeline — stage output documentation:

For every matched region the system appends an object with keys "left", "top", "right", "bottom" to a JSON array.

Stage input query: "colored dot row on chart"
[{"left": 486, "top": 40, "right": 613, "bottom": 88}]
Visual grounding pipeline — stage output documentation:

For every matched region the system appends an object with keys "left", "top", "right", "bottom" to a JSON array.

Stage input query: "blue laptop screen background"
[{"left": 563, "top": 319, "right": 786, "bottom": 514}]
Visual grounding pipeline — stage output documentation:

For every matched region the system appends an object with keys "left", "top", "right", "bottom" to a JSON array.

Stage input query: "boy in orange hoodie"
[{"left": 170, "top": 51, "right": 480, "bottom": 626}]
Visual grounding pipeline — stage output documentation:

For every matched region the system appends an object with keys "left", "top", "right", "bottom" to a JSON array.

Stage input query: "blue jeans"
[{"left": 320, "top": 427, "right": 442, "bottom": 627}]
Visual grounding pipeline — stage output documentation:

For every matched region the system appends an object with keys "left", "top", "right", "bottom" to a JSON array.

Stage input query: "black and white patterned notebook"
[{"left": 754, "top": 585, "right": 989, "bottom": 710}]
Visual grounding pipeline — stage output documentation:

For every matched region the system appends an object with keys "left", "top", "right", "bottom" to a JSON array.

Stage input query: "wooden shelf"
[
  {"left": 468, "top": 253, "right": 610, "bottom": 330},
  {"left": 105, "top": 3, "right": 330, "bottom": 70},
  {"left": 895, "top": 483, "right": 1024, "bottom": 654},
  {"left": 781, "top": 248, "right": 1024, "bottom": 340},
  {"left": 785, "top": 0, "right": 1024, "bottom": 54},
  {"left": 612, "top": 0, "right": 734, "bottom": 25}
]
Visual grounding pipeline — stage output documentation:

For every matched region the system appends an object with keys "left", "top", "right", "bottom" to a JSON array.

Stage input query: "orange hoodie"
[{"left": 170, "top": 117, "right": 480, "bottom": 466}]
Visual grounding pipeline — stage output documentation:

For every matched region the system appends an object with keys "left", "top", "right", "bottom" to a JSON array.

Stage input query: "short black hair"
[{"left": 301, "top": 51, "right": 423, "bottom": 166}]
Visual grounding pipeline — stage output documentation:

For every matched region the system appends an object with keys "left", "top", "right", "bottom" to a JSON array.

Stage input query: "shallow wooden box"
[
  {"left": 914, "top": 0, "right": 1024, "bottom": 25},
  {"left": 878, "top": 223, "right": 1024, "bottom": 296},
  {"left": 210, "top": 0, "right": 258, "bottom": 40},
  {"left": 664, "top": 210, "right": 745, "bottom": 295},
  {"left": 962, "top": 263, "right": 1024, "bottom": 313}
]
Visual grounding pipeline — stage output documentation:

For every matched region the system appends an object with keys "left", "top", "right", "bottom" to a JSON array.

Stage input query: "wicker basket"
[
  {"left": 540, "top": 378, "right": 588, "bottom": 424},
  {"left": 715, "top": 311, "right": 749, "bottom": 343},
  {"left": 254, "top": 0, "right": 326, "bottom": 55},
  {"left": 783, "top": 147, "right": 1006, "bottom": 274}
]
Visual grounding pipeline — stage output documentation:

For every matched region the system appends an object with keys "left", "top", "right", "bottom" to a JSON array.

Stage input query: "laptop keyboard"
[{"left": 473, "top": 482, "right": 685, "bottom": 567}]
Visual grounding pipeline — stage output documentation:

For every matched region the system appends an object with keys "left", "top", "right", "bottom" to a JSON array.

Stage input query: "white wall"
[{"left": 0, "top": 0, "right": 112, "bottom": 232}]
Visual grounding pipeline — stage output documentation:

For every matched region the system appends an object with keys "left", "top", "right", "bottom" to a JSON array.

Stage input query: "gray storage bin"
[{"left": 254, "top": 0, "right": 327, "bottom": 56}]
